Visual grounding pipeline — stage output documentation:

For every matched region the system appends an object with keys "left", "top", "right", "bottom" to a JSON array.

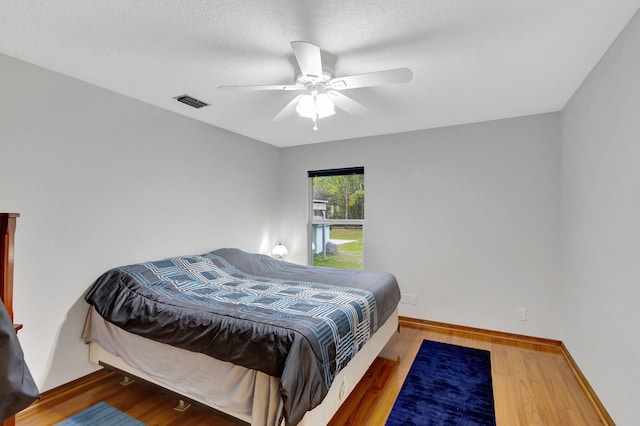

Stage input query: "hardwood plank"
[
  {"left": 329, "top": 324, "right": 605, "bottom": 426},
  {"left": 17, "top": 372, "right": 239, "bottom": 426},
  {"left": 17, "top": 324, "right": 609, "bottom": 425}
]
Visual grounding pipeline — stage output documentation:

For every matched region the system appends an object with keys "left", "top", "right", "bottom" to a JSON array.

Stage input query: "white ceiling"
[{"left": 1, "top": 1, "right": 639, "bottom": 147}]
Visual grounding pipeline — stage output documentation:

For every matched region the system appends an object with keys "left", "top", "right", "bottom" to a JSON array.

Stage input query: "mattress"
[{"left": 84, "top": 248, "right": 400, "bottom": 425}]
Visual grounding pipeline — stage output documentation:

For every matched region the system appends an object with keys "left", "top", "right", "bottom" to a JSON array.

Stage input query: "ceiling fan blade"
[
  {"left": 218, "top": 84, "right": 302, "bottom": 91},
  {"left": 329, "top": 68, "right": 413, "bottom": 90},
  {"left": 327, "top": 91, "right": 368, "bottom": 116},
  {"left": 273, "top": 94, "right": 305, "bottom": 121},
  {"left": 291, "top": 41, "right": 323, "bottom": 80}
]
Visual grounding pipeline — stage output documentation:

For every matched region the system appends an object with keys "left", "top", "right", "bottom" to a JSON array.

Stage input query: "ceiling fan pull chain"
[{"left": 314, "top": 95, "right": 319, "bottom": 130}]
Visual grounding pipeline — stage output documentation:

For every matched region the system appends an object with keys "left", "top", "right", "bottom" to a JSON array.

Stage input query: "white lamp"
[
  {"left": 296, "top": 90, "right": 335, "bottom": 130},
  {"left": 271, "top": 243, "right": 288, "bottom": 259}
]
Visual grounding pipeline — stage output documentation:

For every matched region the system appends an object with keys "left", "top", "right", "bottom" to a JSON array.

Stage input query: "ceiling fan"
[{"left": 218, "top": 41, "right": 413, "bottom": 130}]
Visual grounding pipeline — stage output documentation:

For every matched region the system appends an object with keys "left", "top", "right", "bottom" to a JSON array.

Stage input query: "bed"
[{"left": 83, "top": 248, "right": 400, "bottom": 425}]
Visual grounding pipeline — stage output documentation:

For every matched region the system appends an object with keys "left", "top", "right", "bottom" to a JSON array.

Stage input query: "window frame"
[{"left": 307, "top": 167, "right": 364, "bottom": 267}]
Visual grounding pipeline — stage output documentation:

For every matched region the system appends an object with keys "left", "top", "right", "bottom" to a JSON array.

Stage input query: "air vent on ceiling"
[{"left": 174, "top": 94, "right": 209, "bottom": 109}]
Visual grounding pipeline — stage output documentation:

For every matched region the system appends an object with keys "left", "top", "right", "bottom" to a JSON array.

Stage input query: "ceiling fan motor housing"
[{"left": 294, "top": 68, "right": 334, "bottom": 86}]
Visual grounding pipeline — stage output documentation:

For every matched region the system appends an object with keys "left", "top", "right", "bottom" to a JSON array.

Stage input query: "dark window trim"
[{"left": 308, "top": 167, "right": 364, "bottom": 178}]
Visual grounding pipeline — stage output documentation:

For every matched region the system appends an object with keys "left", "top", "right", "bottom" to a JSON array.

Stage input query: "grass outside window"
[{"left": 312, "top": 226, "right": 363, "bottom": 270}]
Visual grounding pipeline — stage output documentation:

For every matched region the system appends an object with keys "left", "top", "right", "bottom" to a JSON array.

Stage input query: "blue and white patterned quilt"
[{"left": 85, "top": 248, "right": 398, "bottom": 426}]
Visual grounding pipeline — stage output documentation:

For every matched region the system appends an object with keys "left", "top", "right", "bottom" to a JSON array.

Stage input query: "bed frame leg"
[
  {"left": 174, "top": 399, "right": 191, "bottom": 412},
  {"left": 119, "top": 375, "right": 135, "bottom": 386}
]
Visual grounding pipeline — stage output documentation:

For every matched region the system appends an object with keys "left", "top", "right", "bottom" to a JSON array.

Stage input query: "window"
[{"left": 308, "top": 167, "right": 364, "bottom": 269}]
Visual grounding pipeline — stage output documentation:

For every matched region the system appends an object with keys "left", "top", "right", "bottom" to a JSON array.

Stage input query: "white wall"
[
  {"left": 279, "top": 114, "right": 562, "bottom": 339},
  {"left": 561, "top": 10, "right": 640, "bottom": 424},
  {"left": 0, "top": 53, "right": 281, "bottom": 391}
]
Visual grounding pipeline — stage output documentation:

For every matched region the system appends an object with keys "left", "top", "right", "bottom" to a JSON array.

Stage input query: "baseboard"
[
  {"left": 398, "top": 316, "right": 562, "bottom": 346},
  {"left": 560, "top": 342, "right": 615, "bottom": 425},
  {"left": 399, "top": 316, "right": 614, "bottom": 425},
  {"left": 16, "top": 369, "right": 114, "bottom": 418}
]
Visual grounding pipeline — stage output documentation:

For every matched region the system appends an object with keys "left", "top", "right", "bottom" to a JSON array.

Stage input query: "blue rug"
[
  {"left": 54, "top": 402, "right": 145, "bottom": 426},
  {"left": 386, "top": 340, "right": 496, "bottom": 425}
]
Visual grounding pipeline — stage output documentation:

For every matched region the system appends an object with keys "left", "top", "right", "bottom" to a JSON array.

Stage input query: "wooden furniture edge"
[
  {"left": 398, "top": 316, "right": 562, "bottom": 347},
  {"left": 16, "top": 369, "right": 114, "bottom": 418},
  {"left": 560, "top": 342, "right": 615, "bottom": 426},
  {"left": 1, "top": 212, "right": 20, "bottom": 322},
  {"left": 1, "top": 213, "right": 19, "bottom": 426},
  {"left": 399, "top": 316, "right": 614, "bottom": 425}
]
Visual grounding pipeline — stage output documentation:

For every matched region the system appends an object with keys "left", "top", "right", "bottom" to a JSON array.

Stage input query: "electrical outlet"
[
  {"left": 516, "top": 307, "right": 526, "bottom": 321},
  {"left": 410, "top": 294, "right": 417, "bottom": 305}
]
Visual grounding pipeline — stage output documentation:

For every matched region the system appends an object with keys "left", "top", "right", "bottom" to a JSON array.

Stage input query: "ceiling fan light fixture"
[
  {"left": 315, "top": 94, "right": 335, "bottom": 118},
  {"left": 296, "top": 93, "right": 335, "bottom": 119},
  {"left": 295, "top": 94, "right": 316, "bottom": 118}
]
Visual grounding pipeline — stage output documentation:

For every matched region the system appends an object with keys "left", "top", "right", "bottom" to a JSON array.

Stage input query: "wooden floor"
[{"left": 16, "top": 324, "right": 605, "bottom": 425}]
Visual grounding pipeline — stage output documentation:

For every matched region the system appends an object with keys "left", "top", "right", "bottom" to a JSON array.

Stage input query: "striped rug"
[{"left": 54, "top": 402, "right": 145, "bottom": 426}]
